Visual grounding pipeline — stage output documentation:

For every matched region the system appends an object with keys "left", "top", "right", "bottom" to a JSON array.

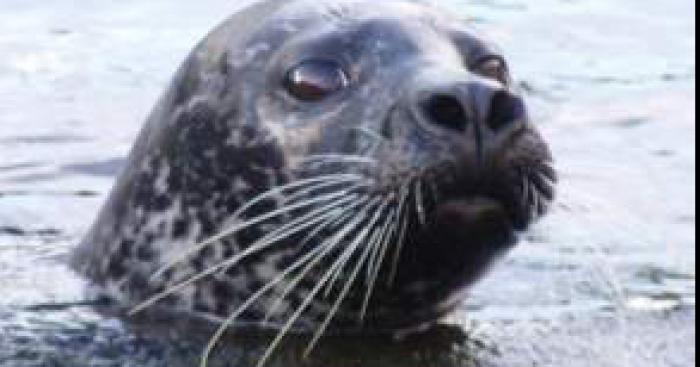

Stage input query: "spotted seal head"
[{"left": 72, "top": 0, "right": 556, "bottom": 349}]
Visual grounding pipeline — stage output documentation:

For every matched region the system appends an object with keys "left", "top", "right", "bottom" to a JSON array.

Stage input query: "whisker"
[
  {"left": 530, "top": 171, "right": 556, "bottom": 201},
  {"left": 198, "top": 217, "right": 342, "bottom": 367},
  {"left": 415, "top": 179, "right": 426, "bottom": 226},
  {"left": 352, "top": 126, "right": 388, "bottom": 144},
  {"left": 539, "top": 162, "right": 558, "bottom": 183},
  {"left": 131, "top": 194, "right": 361, "bottom": 315},
  {"left": 275, "top": 175, "right": 370, "bottom": 208},
  {"left": 298, "top": 154, "right": 379, "bottom": 168},
  {"left": 255, "top": 197, "right": 383, "bottom": 367},
  {"left": 261, "top": 196, "right": 381, "bottom": 323},
  {"left": 528, "top": 180, "right": 539, "bottom": 218},
  {"left": 537, "top": 190, "right": 548, "bottom": 216},
  {"left": 520, "top": 175, "right": 533, "bottom": 220},
  {"left": 150, "top": 179, "right": 368, "bottom": 280},
  {"left": 304, "top": 215, "right": 386, "bottom": 357},
  {"left": 232, "top": 173, "right": 365, "bottom": 219},
  {"left": 294, "top": 208, "right": 358, "bottom": 256},
  {"left": 360, "top": 208, "right": 398, "bottom": 322},
  {"left": 388, "top": 211, "right": 409, "bottom": 287},
  {"left": 388, "top": 182, "right": 412, "bottom": 286},
  {"left": 365, "top": 202, "right": 394, "bottom": 285},
  {"left": 323, "top": 198, "right": 391, "bottom": 297},
  {"left": 521, "top": 175, "right": 530, "bottom": 206},
  {"left": 363, "top": 228, "right": 384, "bottom": 289}
]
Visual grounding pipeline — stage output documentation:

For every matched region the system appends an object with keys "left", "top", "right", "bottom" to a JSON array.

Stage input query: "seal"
[{"left": 71, "top": 0, "right": 556, "bottom": 364}]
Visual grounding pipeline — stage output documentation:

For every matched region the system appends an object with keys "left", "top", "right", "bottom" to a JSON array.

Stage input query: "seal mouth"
[
  {"left": 309, "top": 151, "right": 558, "bottom": 331},
  {"left": 427, "top": 157, "right": 558, "bottom": 232},
  {"left": 287, "top": 151, "right": 556, "bottom": 299}
]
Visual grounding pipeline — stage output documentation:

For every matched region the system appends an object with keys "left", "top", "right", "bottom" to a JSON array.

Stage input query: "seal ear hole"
[
  {"left": 424, "top": 94, "right": 469, "bottom": 133},
  {"left": 487, "top": 91, "right": 525, "bottom": 131},
  {"left": 284, "top": 59, "right": 349, "bottom": 102}
]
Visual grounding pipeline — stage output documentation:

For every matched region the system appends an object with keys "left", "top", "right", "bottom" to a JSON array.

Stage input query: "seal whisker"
[
  {"left": 389, "top": 215, "right": 410, "bottom": 286},
  {"left": 529, "top": 169, "right": 557, "bottom": 201},
  {"left": 199, "top": 220, "right": 342, "bottom": 367},
  {"left": 520, "top": 175, "right": 533, "bottom": 221},
  {"left": 295, "top": 207, "right": 361, "bottom": 254},
  {"left": 361, "top": 227, "right": 387, "bottom": 294},
  {"left": 236, "top": 193, "right": 363, "bottom": 259},
  {"left": 299, "top": 154, "right": 379, "bottom": 167},
  {"left": 323, "top": 198, "right": 391, "bottom": 297},
  {"left": 255, "top": 197, "right": 384, "bottom": 367},
  {"left": 528, "top": 179, "right": 540, "bottom": 219},
  {"left": 271, "top": 175, "right": 373, "bottom": 209},
  {"left": 261, "top": 196, "right": 381, "bottom": 323},
  {"left": 388, "top": 183, "right": 413, "bottom": 286},
  {"left": 415, "top": 178, "right": 427, "bottom": 226},
  {"left": 257, "top": 210, "right": 358, "bottom": 329},
  {"left": 131, "top": 193, "right": 363, "bottom": 315},
  {"left": 521, "top": 175, "right": 530, "bottom": 205},
  {"left": 232, "top": 173, "right": 366, "bottom": 219},
  {"left": 352, "top": 126, "right": 389, "bottom": 144},
  {"left": 349, "top": 126, "right": 389, "bottom": 156},
  {"left": 365, "top": 203, "right": 394, "bottom": 286},
  {"left": 150, "top": 179, "right": 369, "bottom": 280},
  {"left": 304, "top": 215, "right": 387, "bottom": 357},
  {"left": 360, "top": 207, "right": 399, "bottom": 322}
]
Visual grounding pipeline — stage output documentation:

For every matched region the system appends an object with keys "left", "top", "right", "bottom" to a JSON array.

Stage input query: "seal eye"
[{"left": 284, "top": 60, "right": 349, "bottom": 101}]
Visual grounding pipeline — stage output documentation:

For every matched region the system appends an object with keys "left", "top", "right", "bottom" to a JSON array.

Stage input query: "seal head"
[{"left": 72, "top": 0, "right": 556, "bottom": 335}]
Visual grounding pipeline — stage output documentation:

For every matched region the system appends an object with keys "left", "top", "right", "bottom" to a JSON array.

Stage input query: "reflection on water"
[{"left": 0, "top": 0, "right": 695, "bottom": 366}]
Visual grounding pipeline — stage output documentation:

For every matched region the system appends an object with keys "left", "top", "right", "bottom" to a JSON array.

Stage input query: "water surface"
[{"left": 0, "top": 0, "right": 695, "bottom": 366}]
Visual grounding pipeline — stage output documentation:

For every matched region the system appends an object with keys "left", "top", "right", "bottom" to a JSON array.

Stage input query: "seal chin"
[
  {"left": 427, "top": 197, "right": 518, "bottom": 275},
  {"left": 359, "top": 197, "right": 518, "bottom": 332},
  {"left": 386, "top": 197, "right": 517, "bottom": 311}
]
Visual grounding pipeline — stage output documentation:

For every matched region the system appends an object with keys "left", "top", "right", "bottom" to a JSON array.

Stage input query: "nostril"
[
  {"left": 487, "top": 91, "right": 525, "bottom": 131},
  {"left": 424, "top": 94, "right": 469, "bottom": 133}
]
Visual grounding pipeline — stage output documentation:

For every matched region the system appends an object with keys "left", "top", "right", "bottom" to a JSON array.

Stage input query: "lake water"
[{"left": 0, "top": 0, "right": 695, "bottom": 366}]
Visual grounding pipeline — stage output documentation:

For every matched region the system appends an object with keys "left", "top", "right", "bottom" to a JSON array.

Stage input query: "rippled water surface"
[{"left": 0, "top": 0, "right": 695, "bottom": 366}]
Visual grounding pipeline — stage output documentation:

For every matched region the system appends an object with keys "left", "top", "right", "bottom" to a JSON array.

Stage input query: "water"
[{"left": 0, "top": 0, "right": 695, "bottom": 366}]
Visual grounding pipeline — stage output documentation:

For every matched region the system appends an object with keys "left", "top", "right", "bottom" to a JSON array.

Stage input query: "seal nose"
[
  {"left": 485, "top": 89, "right": 526, "bottom": 131},
  {"left": 420, "top": 80, "right": 526, "bottom": 134},
  {"left": 423, "top": 94, "right": 469, "bottom": 132}
]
